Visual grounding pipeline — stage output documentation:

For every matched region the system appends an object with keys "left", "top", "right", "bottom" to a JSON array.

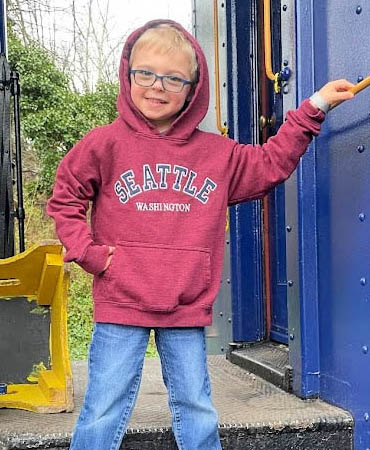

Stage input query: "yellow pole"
[
  {"left": 264, "top": 0, "right": 281, "bottom": 92},
  {"left": 350, "top": 74, "right": 370, "bottom": 95},
  {"left": 213, "top": 0, "right": 228, "bottom": 136},
  {"left": 264, "top": 0, "right": 275, "bottom": 81}
]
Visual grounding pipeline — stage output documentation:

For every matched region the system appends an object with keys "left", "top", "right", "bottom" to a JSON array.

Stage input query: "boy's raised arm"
[
  {"left": 227, "top": 79, "right": 354, "bottom": 205},
  {"left": 227, "top": 99, "right": 324, "bottom": 205},
  {"left": 46, "top": 131, "right": 109, "bottom": 275}
]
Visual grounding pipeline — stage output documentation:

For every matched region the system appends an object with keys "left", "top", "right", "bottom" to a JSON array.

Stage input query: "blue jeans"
[{"left": 70, "top": 323, "right": 222, "bottom": 450}]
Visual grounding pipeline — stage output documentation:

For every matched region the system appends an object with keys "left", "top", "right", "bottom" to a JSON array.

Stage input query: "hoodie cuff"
[
  {"left": 77, "top": 244, "right": 110, "bottom": 275},
  {"left": 300, "top": 98, "right": 326, "bottom": 122},
  {"left": 309, "top": 92, "right": 330, "bottom": 114}
]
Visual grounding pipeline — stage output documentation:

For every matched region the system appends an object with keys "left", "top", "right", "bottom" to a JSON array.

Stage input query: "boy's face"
[{"left": 130, "top": 46, "right": 193, "bottom": 132}]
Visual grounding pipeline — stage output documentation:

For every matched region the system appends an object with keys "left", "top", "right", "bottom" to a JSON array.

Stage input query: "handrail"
[
  {"left": 264, "top": 0, "right": 280, "bottom": 92},
  {"left": 351, "top": 74, "right": 370, "bottom": 95},
  {"left": 213, "top": 0, "right": 228, "bottom": 136},
  {"left": 265, "top": 0, "right": 370, "bottom": 103}
]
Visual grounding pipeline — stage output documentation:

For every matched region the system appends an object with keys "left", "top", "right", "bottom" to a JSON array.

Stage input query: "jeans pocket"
[{"left": 97, "top": 240, "right": 211, "bottom": 312}]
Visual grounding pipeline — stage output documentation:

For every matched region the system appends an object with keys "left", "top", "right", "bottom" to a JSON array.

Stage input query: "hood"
[{"left": 116, "top": 19, "right": 210, "bottom": 141}]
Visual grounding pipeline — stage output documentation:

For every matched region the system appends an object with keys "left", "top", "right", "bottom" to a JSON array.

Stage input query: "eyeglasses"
[{"left": 130, "top": 69, "right": 193, "bottom": 93}]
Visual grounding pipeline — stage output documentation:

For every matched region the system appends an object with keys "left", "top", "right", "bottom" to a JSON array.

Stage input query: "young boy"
[{"left": 46, "top": 19, "right": 354, "bottom": 450}]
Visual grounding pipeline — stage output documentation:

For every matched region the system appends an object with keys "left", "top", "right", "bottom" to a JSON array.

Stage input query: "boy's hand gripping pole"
[{"left": 330, "top": 74, "right": 370, "bottom": 110}]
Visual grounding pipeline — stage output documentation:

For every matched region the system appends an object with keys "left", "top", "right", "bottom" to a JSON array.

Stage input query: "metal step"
[
  {"left": 228, "top": 341, "right": 293, "bottom": 392},
  {"left": 0, "top": 356, "right": 353, "bottom": 450}
]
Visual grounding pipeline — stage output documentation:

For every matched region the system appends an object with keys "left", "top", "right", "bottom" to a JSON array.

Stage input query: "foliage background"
[
  {"left": 8, "top": 29, "right": 119, "bottom": 194},
  {"left": 9, "top": 25, "right": 158, "bottom": 359}
]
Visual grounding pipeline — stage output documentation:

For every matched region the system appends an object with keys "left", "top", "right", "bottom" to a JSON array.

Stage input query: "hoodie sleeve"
[
  {"left": 46, "top": 130, "right": 109, "bottom": 275},
  {"left": 227, "top": 99, "right": 325, "bottom": 205}
]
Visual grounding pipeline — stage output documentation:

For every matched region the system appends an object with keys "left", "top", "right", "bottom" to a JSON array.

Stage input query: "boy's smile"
[{"left": 130, "top": 47, "right": 193, "bottom": 133}]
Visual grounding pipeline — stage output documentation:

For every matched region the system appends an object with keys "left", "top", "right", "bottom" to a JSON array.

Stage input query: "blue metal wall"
[
  {"left": 288, "top": 0, "right": 321, "bottom": 399},
  {"left": 295, "top": 1, "right": 370, "bottom": 448}
]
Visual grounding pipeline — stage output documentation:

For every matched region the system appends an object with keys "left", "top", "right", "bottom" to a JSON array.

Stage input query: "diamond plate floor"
[{"left": 0, "top": 356, "right": 353, "bottom": 449}]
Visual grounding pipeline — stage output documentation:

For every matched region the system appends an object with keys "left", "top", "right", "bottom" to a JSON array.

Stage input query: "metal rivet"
[
  {"left": 222, "top": 42, "right": 226, "bottom": 47},
  {"left": 226, "top": 240, "right": 230, "bottom": 245},
  {"left": 221, "top": 347, "right": 224, "bottom": 352},
  {"left": 283, "top": 59, "right": 289, "bottom": 66},
  {"left": 281, "top": 67, "right": 292, "bottom": 81},
  {"left": 221, "top": 2, "right": 225, "bottom": 7},
  {"left": 219, "top": 311, "right": 223, "bottom": 317},
  {"left": 356, "top": 5, "right": 362, "bottom": 14},
  {"left": 283, "top": 84, "right": 289, "bottom": 94},
  {"left": 283, "top": 4, "right": 288, "bottom": 11},
  {"left": 286, "top": 225, "right": 292, "bottom": 232},
  {"left": 358, "top": 145, "right": 365, "bottom": 153},
  {"left": 227, "top": 278, "right": 231, "bottom": 284},
  {"left": 228, "top": 318, "right": 232, "bottom": 323},
  {"left": 289, "top": 333, "right": 294, "bottom": 340},
  {"left": 223, "top": 82, "right": 226, "bottom": 88},
  {"left": 359, "top": 213, "right": 366, "bottom": 222},
  {"left": 288, "top": 280, "right": 294, "bottom": 287},
  {"left": 362, "top": 345, "right": 368, "bottom": 354},
  {"left": 364, "top": 412, "right": 369, "bottom": 421},
  {"left": 361, "top": 277, "right": 366, "bottom": 286},
  {"left": 358, "top": 75, "right": 364, "bottom": 82}
]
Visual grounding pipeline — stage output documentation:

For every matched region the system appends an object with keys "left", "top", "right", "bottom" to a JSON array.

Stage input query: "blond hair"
[{"left": 129, "top": 24, "right": 198, "bottom": 81}]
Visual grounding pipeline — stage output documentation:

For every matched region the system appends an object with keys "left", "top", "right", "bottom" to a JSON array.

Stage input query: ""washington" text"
[{"left": 136, "top": 202, "right": 191, "bottom": 213}]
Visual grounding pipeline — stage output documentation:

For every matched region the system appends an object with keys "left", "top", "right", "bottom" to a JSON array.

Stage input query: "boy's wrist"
[{"left": 309, "top": 92, "right": 330, "bottom": 114}]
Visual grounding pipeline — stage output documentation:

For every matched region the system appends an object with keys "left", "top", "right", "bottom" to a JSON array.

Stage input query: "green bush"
[
  {"left": 8, "top": 29, "right": 119, "bottom": 194},
  {"left": 67, "top": 266, "right": 94, "bottom": 360}
]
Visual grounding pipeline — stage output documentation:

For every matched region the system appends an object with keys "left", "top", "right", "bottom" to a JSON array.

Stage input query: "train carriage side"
[{"left": 194, "top": 1, "right": 370, "bottom": 449}]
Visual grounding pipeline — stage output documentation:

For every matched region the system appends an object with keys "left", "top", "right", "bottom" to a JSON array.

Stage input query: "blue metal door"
[
  {"left": 227, "top": 0, "right": 265, "bottom": 343},
  {"left": 268, "top": 185, "right": 288, "bottom": 343},
  {"left": 227, "top": 0, "right": 290, "bottom": 344},
  {"left": 267, "top": 0, "right": 289, "bottom": 344}
]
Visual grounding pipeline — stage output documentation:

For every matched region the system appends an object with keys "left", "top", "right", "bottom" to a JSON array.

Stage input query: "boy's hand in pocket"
[{"left": 103, "top": 246, "right": 115, "bottom": 272}]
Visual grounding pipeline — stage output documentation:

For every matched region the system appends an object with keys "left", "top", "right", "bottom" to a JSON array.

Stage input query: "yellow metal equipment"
[{"left": 0, "top": 240, "right": 73, "bottom": 413}]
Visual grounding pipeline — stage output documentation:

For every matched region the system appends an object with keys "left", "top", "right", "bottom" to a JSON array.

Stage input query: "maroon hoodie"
[{"left": 46, "top": 19, "right": 325, "bottom": 327}]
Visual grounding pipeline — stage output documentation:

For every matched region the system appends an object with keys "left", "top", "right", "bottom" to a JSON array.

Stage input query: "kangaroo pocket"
[{"left": 96, "top": 241, "right": 211, "bottom": 312}]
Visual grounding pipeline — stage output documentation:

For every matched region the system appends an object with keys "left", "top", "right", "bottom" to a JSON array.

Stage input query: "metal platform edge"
[
  {"left": 227, "top": 342, "right": 293, "bottom": 392},
  {"left": 0, "top": 418, "right": 354, "bottom": 450}
]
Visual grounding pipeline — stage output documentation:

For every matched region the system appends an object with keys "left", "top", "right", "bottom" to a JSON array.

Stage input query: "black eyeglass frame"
[{"left": 129, "top": 69, "right": 193, "bottom": 93}]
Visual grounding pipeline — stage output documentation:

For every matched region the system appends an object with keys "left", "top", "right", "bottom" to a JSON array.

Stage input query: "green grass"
[{"left": 23, "top": 183, "right": 158, "bottom": 360}]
